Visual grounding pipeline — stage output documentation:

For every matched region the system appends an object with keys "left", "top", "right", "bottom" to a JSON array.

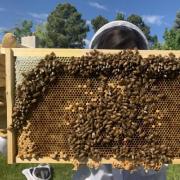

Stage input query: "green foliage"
[
  {"left": 5, "top": 20, "right": 33, "bottom": 43},
  {"left": 116, "top": 12, "right": 125, "bottom": 21},
  {"left": 174, "top": 11, "right": 180, "bottom": 30},
  {"left": 91, "top": 15, "right": 109, "bottom": 32},
  {"left": 35, "top": 23, "right": 48, "bottom": 48},
  {"left": 127, "top": 14, "right": 153, "bottom": 43},
  {"left": 167, "top": 164, "right": 180, "bottom": 180},
  {"left": 149, "top": 35, "right": 162, "bottom": 49},
  {"left": 159, "top": 10, "right": 180, "bottom": 50},
  {"left": 116, "top": 13, "right": 159, "bottom": 48},
  {"left": 162, "top": 28, "right": 180, "bottom": 50},
  {"left": 46, "top": 3, "right": 89, "bottom": 48},
  {"left": 159, "top": 11, "right": 180, "bottom": 50},
  {"left": 127, "top": 14, "right": 150, "bottom": 35}
]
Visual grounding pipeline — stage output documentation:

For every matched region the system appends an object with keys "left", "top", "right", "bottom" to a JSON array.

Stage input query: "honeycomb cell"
[{"left": 15, "top": 56, "right": 180, "bottom": 163}]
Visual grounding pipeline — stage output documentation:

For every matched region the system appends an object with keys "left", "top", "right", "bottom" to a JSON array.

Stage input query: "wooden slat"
[
  {"left": 10, "top": 49, "right": 180, "bottom": 58},
  {"left": 0, "top": 54, "right": 5, "bottom": 87},
  {"left": 1, "top": 48, "right": 180, "bottom": 58},
  {"left": 16, "top": 157, "right": 73, "bottom": 164},
  {"left": 172, "top": 159, "right": 180, "bottom": 164},
  {"left": 16, "top": 157, "right": 180, "bottom": 164},
  {"left": 16, "top": 157, "right": 124, "bottom": 164},
  {"left": 0, "top": 52, "right": 6, "bottom": 130},
  {"left": 5, "top": 48, "right": 16, "bottom": 164},
  {"left": 2, "top": 48, "right": 120, "bottom": 57}
]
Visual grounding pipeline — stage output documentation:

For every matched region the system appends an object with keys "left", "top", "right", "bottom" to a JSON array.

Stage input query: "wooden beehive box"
[
  {"left": 0, "top": 52, "right": 6, "bottom": 130},
  {"left": 3, "top": 48, "right": 180, "bottom": 165}
]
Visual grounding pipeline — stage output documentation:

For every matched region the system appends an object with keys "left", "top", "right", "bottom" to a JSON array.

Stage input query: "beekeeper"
[{"left": 73, "top": 20, "right": 167, "bottom": 180}]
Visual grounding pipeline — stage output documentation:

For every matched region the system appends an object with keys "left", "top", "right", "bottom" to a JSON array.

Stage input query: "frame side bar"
[{"left": 6, "top": 48, "right": 16, "bottom": 164}]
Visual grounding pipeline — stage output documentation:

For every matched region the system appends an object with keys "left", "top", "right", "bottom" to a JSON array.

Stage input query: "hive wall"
[{"left": 0, "top": 54, "right": 6, "bottom": 129}]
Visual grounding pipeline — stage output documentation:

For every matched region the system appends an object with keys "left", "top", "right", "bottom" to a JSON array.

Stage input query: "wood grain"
[{"left": 5, "top": 48, "right": 16, "bottom": 164}]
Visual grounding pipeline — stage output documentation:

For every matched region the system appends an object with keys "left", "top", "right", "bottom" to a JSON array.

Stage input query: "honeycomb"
[{"left": 15, "top": 55, "right": 180, "bottom": 161}]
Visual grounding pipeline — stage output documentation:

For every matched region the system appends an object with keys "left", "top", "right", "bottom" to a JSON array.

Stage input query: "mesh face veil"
[{"left": 89, "top": 21, "right": 148, "bottom": 50}]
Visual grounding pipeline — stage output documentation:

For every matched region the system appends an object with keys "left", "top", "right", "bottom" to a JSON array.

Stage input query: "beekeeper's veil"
[{"left": 89, "top": 21, "right": 148, "bottom": 49}]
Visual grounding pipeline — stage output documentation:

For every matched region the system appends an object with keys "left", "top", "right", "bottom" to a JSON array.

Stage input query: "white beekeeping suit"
[{"left": 0, "top": 136, "right": 7, "bottom": 156}]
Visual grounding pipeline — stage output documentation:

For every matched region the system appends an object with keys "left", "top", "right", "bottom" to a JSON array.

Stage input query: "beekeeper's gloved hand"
[{"left": 22, "top": 164, "right": 51, "bottom": 180}]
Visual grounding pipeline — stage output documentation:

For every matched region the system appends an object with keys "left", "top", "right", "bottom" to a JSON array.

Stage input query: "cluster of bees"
[
  {"left": 11, "top": 52, "right": 63, "bottom": 131},
  {"left": 11, "top": 50, "right": 180, "bottom": 170},
  {"left": 66, "top": 77, "right": 172, "bottom": 170}
]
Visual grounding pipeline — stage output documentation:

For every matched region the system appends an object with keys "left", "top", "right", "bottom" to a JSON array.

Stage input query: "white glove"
[{"left": 22, "top": 164, "right": 51, "bottom": 180}]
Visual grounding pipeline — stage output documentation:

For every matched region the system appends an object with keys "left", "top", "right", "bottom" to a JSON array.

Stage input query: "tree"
[
  {"left": 116, "top": 12, "right": 125, "bottom": 21},
  {"left": 162, "top": 11, "right": 180, "bottom": 50},
  {"left": 35, "top": 23, "right": 48, "bottom": 48},
  {"left": 46, "top": 3, "right": 89, "bottom": 48},
  {"left": 162, "top": 28, "right": 180, "bottom": 50},
  {"left": 91, "top": 15, "right": 109, "bottom": 32},
  {"left": 149, "top": 35, "right": 162, "bottom": 49},
  {"left": 127, "top": 14, "right": 150, "bottom": 40},
  {"left": 5, "top": 20, "right": 33, "bottom": 43},
  {"left": 127, "top": 14, "right": 157, "bottom": 47},
  {"left": 174, "top": 11, "right": 180, "bottom": 30}
]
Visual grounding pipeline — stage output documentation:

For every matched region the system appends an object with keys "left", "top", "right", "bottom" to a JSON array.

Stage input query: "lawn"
[
  {"left": 0, "top": 154, "right": 180, "bottom": 180},
  {"left": 0, "top": 154, "right": 74, "bottom": 180}
]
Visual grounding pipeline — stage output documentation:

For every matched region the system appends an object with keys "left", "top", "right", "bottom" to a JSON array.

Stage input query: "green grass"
[
  {"left": 0, "top": 155, "right": 74, "bottom": 180},
  {"left": 1, "top": 154, "right": 180, "bottom": 180},
  {"left": 167, "top": 164, "right": 180, "bottom": 180}
]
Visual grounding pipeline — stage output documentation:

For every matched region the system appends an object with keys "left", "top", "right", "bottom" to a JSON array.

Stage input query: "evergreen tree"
[
  {"left": 91, "top": 15, "right": 109, "bottom": 32},
  {"left": 46, "top": 3, "right": 89, "bottom": 48}
]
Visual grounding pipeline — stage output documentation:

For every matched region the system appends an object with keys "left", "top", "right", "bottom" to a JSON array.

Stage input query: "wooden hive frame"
[
  {"left": 2, "top": 48, "right": 180, "bottom": 164},
  {"left": 0, "top": 51, "right": 6, "bottom": 130}
]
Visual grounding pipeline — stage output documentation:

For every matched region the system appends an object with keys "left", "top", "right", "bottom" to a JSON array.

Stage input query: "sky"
[{"left": 0, "top": 0, "right": 179, "bottom": 46}]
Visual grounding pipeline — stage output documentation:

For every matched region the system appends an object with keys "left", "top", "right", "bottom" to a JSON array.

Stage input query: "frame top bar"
[{"left": 1, "top": 48, "right": 180, "bottom": 58}]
